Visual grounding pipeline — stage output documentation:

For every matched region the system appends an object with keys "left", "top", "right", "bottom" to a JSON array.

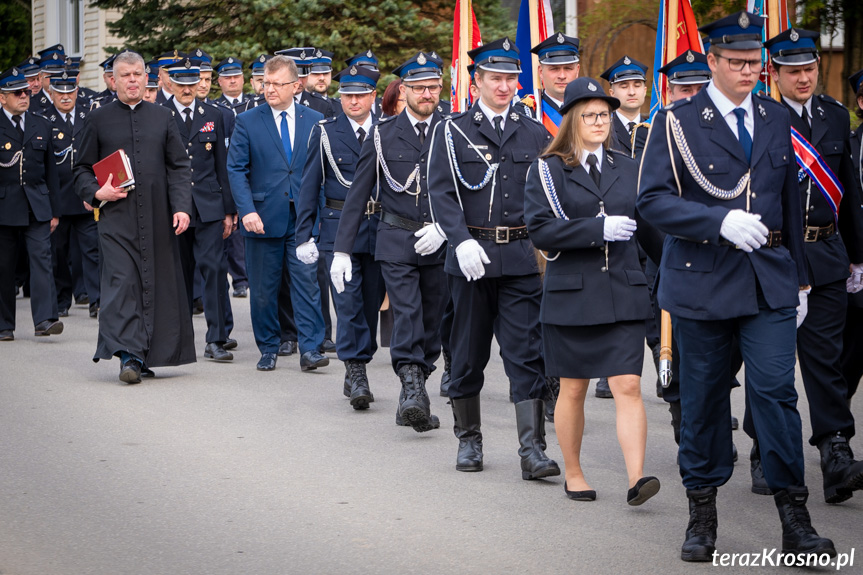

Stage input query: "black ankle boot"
[
  {"left": 818, "top": 433, "right": 863, "bottom": 504},
  {"left": 398, "top": 364, "right": 437, "bottom": 433},
  {"left": 451, "top": 396, "right": 483, "bottom": 472},
  {"left": 681, "top": 486, "right": 717, "bottom": 562},
  {"left": 439, "top": 349, "right": 451, "bottom": 397},
  {"left": 515, "top": 399, "right": 560, "bottom": 480},
  {"left": 345, "top": 360, "right": 372, "bottom": 410},
  {"left": 750, "top": 439, "right": 771, "bottom": 495},
  {"left": 774, "top": 486, "right": 836, "bottom": 558}
]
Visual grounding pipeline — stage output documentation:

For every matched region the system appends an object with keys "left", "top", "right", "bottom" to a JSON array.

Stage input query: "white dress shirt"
[
  {"left": 706, "top": 80, "right": 755, "bottom": 141},
  {"left": 616, "top": 110, "right": 641, "bottom": 133},
  {"left": 580, "top": 145, "right": 605, "bottom": 173},
  {"left": 782, "top": 96, "right": 813, "bottom": 126},
  {"left": 478, "top": 98, "right": 507, "bottom": 132},
  {"left": 172, "top": 98, "right": 194, "bottom": 122},
  {"left": 3, "top": 108, "right": 25, "bottom": 131},
  {"left": 271, "top": 103, "right": 296, "bottom": 149},
  {"left": 347, "top": 115, "right": 373, "bottom": 140}
]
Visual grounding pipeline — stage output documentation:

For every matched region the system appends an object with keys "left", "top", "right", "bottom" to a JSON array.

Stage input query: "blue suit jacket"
[
  {"left": 636, "top": 89, "right": 807, "bottom": 320},
  {"left": 227, "top": 102, "right": 323, "bottom": 239}
]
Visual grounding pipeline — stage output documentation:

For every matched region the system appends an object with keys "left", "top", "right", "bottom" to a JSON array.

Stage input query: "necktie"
[
  {"left": 65, "top": 113, "right": 73, "bottom": 134},
  {"left": 627, "top": 121, "right": 636, "bottom": 134},
  {"left": 416, "top": 121, "right": 427, "bottom": 146},
  {"left": 356, "top": 126, "right": 366, "bottom": 146},
  {"left": 586, "top": 154, "right": 601, "bottom": 188},
  {"left": 493, "top": 116, "right": 503, "bottom": 140},
  {"left": 800, "top": 107, "right": 812, "bottom": 141},
  {"left": 733, "top": 108, "right": 752, "bottom": 164},
  {"left": 280, "top": 111, "right": 293, "bottom": 164},
  {"left": 12, "top": 114, "right": 23, "bottom": 136},
  {"left": 183, "top": 108, "right": 192, "bottom": 132}
]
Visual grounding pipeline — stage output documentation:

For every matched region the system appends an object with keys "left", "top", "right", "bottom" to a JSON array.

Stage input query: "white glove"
[
  {"left": 455, "top": 239, "right": 491, "bottom": 281},
  {"left": 329, "top": 252, "right": 352, "bottom": 294},
  {"left": 847, "top": 264, "right": 863, "bottom": 294},
  {"left": 719, "top": 210, "right": 768, "bottom": 253},
  {"left": 797, "top": 287, "right": 811, "bottom": 329},
  {"left": 602, "top": 216, "right": 637, "bottom": 242},
  {"left": 296, "top": 238, "right": 319, "bottom": 265},
  {"left": 413, "top": 223, "right": 447, "bottom": 256}
]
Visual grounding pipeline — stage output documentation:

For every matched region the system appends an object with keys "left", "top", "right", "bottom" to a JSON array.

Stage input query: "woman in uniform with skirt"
[{"left": 524, "top": 77, "right": 659, "bottom": 504}]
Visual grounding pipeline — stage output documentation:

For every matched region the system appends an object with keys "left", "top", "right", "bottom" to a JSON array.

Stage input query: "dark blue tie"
[
  {"left": 280, "top": 111, "right": 292, "bottom": 164},
  {"left": 733, "top": 108, "right": 752, "bottom": 164}
]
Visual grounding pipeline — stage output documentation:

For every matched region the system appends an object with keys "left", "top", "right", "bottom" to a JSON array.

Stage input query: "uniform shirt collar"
[
  {"left": 3, "top": 107, "right": 25, "bottom": 128},
  {"left": 616, "top": 109, "right": 641, "bottom": 131},
  {"left": 405, "top": 107, "right": 432, "bottom": 129},
  {"left": 706, "top": 80, "right": 753, "bottom": 122},
  {"left": 347, "top": 115, "right": 372, "bottom": 136},
  {"left": 173, "top": 98, "right": 195, "bottom": 118},
  {"left": 580, "top": 145, "right": 604, "bottom": 172},
  {"left": 477, "top": 98, "right": 507, "bottom": 131},
  {"left": 53, "top": 105, "right": 74, "bottom": 123},
  {"left": 545, "top": 93, "right": 563, "bottom": 109},
  {"left": 782, "top": 96, "right": 813, "bottom": 121}
]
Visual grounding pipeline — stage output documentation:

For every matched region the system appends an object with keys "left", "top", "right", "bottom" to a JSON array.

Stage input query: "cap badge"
[
  {"left": 184, "top": 59, "right": 191, "bottom": 69},
  {"left": 588, "top": 82, "right": 597, "bottom": 91},
  {"left": 145, "top": 65, "right": 151, "bottom": 74},
  {"left": 52, "top": 54, "right": 59, "bottom": 61},
  {"left": 228, "top": 57, "right": 234, "bottom": 64},
  {"left": 623, "top": 56, "right": 631, "bottom": 65},
  {"left": 702, "top": 107, "right": 714, "bottom": 122},
  {"left": 686, "top": 51, "right": 695, "bottom": 63},
  {"left": 557, "top": 32, "right": 565, "bottom": 43},
  {"left": 738, "top": 12, "right": 750, "bottom": 29},
  {"left": 367, "top": 50, "right": 373, "bottom": 58},
  {"left": 350, "top": 65, "right": 358, "bottom": 75},
  {"left": 62, "top": 71, "right": 68, "bottom": 79},
  {"left": 196, "top": 49, "right": 203, "bottom": 57},
  {"left": 173, "top": 50, "right": 179, "bottom": 59},
  {"left": 503, "top": 38, "right": 511, "bottom": 51},
  {"left": 474, "top": 111, "right": 483, "bottom": 122},
  {"left": 315, "top": 50, "right": 322, "bottom": 58},
  {"left": 417, "top": 53, "right": 427, "bottom": 66},
  {"left": 790, "top": 29, "right": 799, "bottom": 42},
  {"left": 12, "top": 69, "right": 18, "bottom": 76},
  {"left": 58, "top": 44, "right": 64, "bottom": 51},
  {"left": 300, "top": 51, "right": 307, "bottom": 60},
  {"left": 430, "top": 51, "right": 438, "bottom": 60},
  {"left": 259, "top": 55, "right": 266, "bottom": 63}
]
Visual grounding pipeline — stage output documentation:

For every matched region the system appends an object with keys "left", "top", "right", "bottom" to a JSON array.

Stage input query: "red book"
[{"left": 93, "top": 149, "right": 135, "bottom": 188}]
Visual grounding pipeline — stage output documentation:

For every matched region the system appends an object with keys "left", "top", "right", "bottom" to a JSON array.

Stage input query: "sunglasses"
[{"left": 6, "top": 89, "right": 30, "bottom": 97}]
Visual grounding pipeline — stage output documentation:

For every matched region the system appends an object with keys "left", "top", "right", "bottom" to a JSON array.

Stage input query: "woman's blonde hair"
[{"left": 541, "top": 99, "right": 614, "bottom": 167}]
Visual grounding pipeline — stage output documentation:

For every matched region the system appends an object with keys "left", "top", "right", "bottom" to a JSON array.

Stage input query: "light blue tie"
[
  {"left": 280, "top": 111, "right": 292, "bottom": 164},
  {"left": 733, "top": 108, "right": 752, "bottom": 164}
]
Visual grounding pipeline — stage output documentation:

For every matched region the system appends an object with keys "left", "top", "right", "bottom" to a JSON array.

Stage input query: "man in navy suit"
[
  {"left": 227, "top": 55, "right": 328, "bottom": 372},
  {"left": 637, "top": 11, "right": 833, "bottom": 562}
]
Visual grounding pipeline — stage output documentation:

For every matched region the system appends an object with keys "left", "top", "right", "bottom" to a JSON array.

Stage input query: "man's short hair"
[
  {"left": 113, "top": 51, "right": 145, "bottom": 70},
  {"left": 264, "top": 55, "right": 298, "bottom": 80}
]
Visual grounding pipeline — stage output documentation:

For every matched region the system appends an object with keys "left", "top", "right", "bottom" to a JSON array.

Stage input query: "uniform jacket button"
[{"left": 685, "top": 262, "right": 692, "bottom": 268}]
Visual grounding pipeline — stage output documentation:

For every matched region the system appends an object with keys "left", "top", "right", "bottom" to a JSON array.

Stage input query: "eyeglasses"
[
  {"left": 580, "top": 112, "right": 611, "bottom": 126},
  {"left": 263, "top": 80, "right": 298, "bottom": 90},
  {"left": 405, "top": 84, "right": 442, "bottom": 95},
  {"left": 715, "top": 55, "right": 763, "bottom": 72}
]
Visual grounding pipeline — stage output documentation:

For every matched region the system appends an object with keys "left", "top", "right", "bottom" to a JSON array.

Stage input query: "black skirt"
[{"left": 543, "top": 320, "right": 646, "bottom": 379}]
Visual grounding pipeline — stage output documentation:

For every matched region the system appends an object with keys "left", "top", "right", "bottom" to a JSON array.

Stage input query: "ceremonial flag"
[
  {"left": 747, "top": 0, "right": 791, "bottom": 99},
  {"left": 515, "top": 0, "right": 553, "bottom": 99},
  {"left": 649, "top": 0, "right": 703, "bottom": 120},
  {"left": 451, "top": 0, "right": 483, "bottom": 113}
]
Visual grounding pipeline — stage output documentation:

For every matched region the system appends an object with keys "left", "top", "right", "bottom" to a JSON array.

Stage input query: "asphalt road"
[{"left": 1, "top": 294, "right": 861, "bottom": 575}]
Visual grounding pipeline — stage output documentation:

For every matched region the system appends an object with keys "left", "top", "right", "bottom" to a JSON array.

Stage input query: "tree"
[{"left": 0, "top": 0, "right": 32, "bottom": 71}]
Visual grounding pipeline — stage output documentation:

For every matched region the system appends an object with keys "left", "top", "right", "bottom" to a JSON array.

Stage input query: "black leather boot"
[
  {"left": 439, "top": 349, "right": 451, "bottom": 397},
  {"left": 750, "top": 439, "right": 771, "bottom": 495},
  {"left": 515, "top": 399, "right": 561, "bottom": 480},
  {"left": 818, "top": 433, "right": 863, "bottom": 504},
  {"left": 451, "top": 396, "right": 483, "bottom": 471},
  {"left": 542, "top": 377, "right": 559, "bottom": 423},
  {"left": 774, "top": 486, "right": 836, "bottom": 558},
  {"left": 681, "top": 486, "right": 717, "bottom": 562},
  {"left": 344, "top": 363, "right": 374, "bottom": 403},
  {"left": 595, "top": 377, "right": 613, "bottom": 398},
  {"left": 345, "top": 360, "right": 372, "bottom": 410},
  {"left": 398, "top": 364, "right": 437, "bottom": 433}
]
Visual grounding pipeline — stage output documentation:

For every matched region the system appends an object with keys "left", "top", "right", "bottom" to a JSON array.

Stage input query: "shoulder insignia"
[
  {"left": 509, "top": 112, "right": 519, "bottom": 122},
  {"left": 817, "top": 93, "right": 845, "bottom": 109},
  {"left": 473, "top": 111, "right": 483, "bottom": 122},
  {"left": 701, "top": 107, "right": 714, "bottom": 122}
]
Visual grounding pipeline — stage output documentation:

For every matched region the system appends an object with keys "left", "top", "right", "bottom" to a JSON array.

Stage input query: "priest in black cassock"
[{"left": 74, "top": 51, "right": 195, "bottom": 384}]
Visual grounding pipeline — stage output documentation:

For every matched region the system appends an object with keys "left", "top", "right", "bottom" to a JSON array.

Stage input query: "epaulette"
[
  {"left": 607, "top": 148, "right": 630, "bottom": 157},
  {"left": 816, "top": 93, "right": 845, "bottom": 109},
  {"left": 446, "top": 111, "right": 468, "bottom": 121},
  {"left": 377, "top": 114, "right": 399, "bottom": 125},
  {"left": 753, "top": 91, "right": 782, "bottom": 106},
  {"left": 667, "top": 97, "right": 694, "bottom": 110},
  {"left": 318, "top": 116, "right": 337, "bottom": 125}
]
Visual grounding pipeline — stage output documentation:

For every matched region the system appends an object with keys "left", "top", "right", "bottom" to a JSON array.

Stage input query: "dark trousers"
[
  {"left": 177, "top": 220, "right": 228, "bottom": 344},
  {"left": 380, "top": 261, "right": 447, "bottom": 375},
  {"left": 795, "top": 279, "right": 855, "bottom": 444},
  {"left": 440, "top": 292, "right": 454, "bottom": 358},
  {"left": 278, "top": 265, "right": 298, "bottom": 343},
  {"left": 841, "top": 303, "right": 863, "bottom": 401},
  {"left": 0, "top": 219, "right": 58, "bottom": 331},
  {"left": 447, "top": 273, "right": 545, "bottom": 403},
  {"left": 674, "top": 294, "right": 804, "bottom": 490},
  {"left": 225, "top": 229, "right": 248, "bottom": 289},
  {"left": 325, "top": 251, "right": 383, "bottom": 362},
  {"left": 317, "top": 257, "right": 333, "bottom": 340},
  {"left": 51, "top": 214, "right": 100, "bottom": 309}
]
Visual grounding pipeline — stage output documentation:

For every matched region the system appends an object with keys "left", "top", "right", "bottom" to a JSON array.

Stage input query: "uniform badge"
[
  {"left": 606, "top": 153, "right": 614, "bottom": 164},
  {"left": 205, "top": 143, "right": 212, "bottom": 151},
  {"left": 184, "top": 59, "right": 192, "bottom": 69},
  {"left": 198, "top": 106, "right": 204, "bottom": 114},
  {"left": 350, "top": 65, "right": 358, "bottom": 75},
  {"left": 58, "top": 132, "right": 64, "bottom": 139},
  {"left": 430, "top": 52, "right": 438, "bottom": 60},
  {"left": 259, "top": 55, "right": 266, "bottom": 63},
  {"left": 503, "top": 38, "right": 511, "bottom": 51},
  {"left": 510, "top": 112, "right": 519, "bottom": 122},
  {"left": 588, "top": 82, "right": 597, "bottom": 92},
  {"left": 474, "top": 111, "right": 483, "bottom": 122},
  {"left": 623, "top": 56, "right": 631, "bottom": 65},
  {"left": 437, "top": 105, "right": 443, "bottom": 113},
  {"left": 557, "top": 32, "right": 564, "bottom": 43},
  {"left": 417, "top": 53, "right": 427, "bottom": 66},
  {"left": 315, "top": 50, "right": 322, "bottom": 58},
  {"left": 686, "top": 51, "right": 695, "bottom": 63},
  {"left": 4, "top": 143, "right": 10, "bottom": 150},
  {"left": 817, "top": 106, "right": 824, "bottom": 117},
  {"left": 299, "top": 51, "right": 307, "bottom": 60},
  {"left": 758, "top": 104, "right": 766, "bottom": 118},
  {"left": 303, "top": 99, "right": 310, "bottom": 106},
  {"left": 485, "top": 153, "right": 492, "bottom": 161},
  {"left": 196, "top": 49, "right": 203, "bottom": 57},
  {"left": 738, "top": 12, "right": 750, "bottom": 29},
  {"left": 79, "top": 112, "right": 85, "bottom": 119},
  {"left": 50, "top": 114, "right": 56, "bottom": 122},
  {"left": 366, "top": 50, "right": 373, "bottom": 58},
  {"left": 228, "top": 57, "right": 234, "bottom": 63},
  {"left": 790, "top": 29, "right": 799, "bottom": 42},
  {"left": 702, "top": 107, "right": 714, "bottom": 121}
]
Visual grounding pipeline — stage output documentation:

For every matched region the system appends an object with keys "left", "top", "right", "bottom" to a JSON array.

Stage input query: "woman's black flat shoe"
[
  {"left": 564, "top": 481, "right": 596, "bottom": 501},
  {"left": 627, "top": 476, "right": 660, "bottom": 506}
]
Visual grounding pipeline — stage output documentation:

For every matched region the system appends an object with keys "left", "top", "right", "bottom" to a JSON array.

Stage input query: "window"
[{"left": 58, "top": 0, "right": 84, "bottom": 56}]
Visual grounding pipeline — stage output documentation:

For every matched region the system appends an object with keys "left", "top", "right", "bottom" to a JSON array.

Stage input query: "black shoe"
[
  {"left": 0, "top": 330, "right": 13, "bottom": 341},
  {"left": 543, "top": 377, "right": 559, "bottom": 422},
  {"left": 595, "top": 377, "right": 613, "bottom": 398},
  {"left": 58, "top": 308, "right": 69, "bottom": 318},
  {"left": 223, "top": 338, "right": 238, "bottom": 350},
  {"left": 204, "top": 342, "right": 233, "bottom": 362},
  {"left": 141, "top": 366, "right": 155, "bottom": 378},
  {"left": 192, "top": 297, "right": 204, "bottom": 315},
  {"left": 300, "top": 350, "right": 329, "bottom": 371},
  {"left": 395, "top": 404, "right": 439, "bottom": 428},
  {"left": 627, "top": 476, "right": 661, "bottom": 506},
  {"left": 731, "top": 415, "right": 739, "bottom": 430},
  {"left": 732, "top": 441, "right": 738, "bottom": 463},
  {"left": 750, "top": 439, "right": 771, "bottom": 495},
  {"left": 256, "top": 352, "right": 277, "bottom": 371},
  {"left": 774, "top": 486, "right": 836, "bottom": 558},
  {"left": 398, "top": 364, "right": 437, "bottom": 433},
  {"left": 34, "top": 319, "right": 63, "bottom": 336},
  {"left": 439, "top": 349, "right": 452, "bottom": 397},
  {"left": 564, "top": 481, "right": 596, "bottom": 501},
  {"left": 320, "top": 338, "right": 336, "bottom": 353},
  {"left": 345, "top": 360, "right": 372, "bottom": 410},
  {"left": 232, "top": 285, "right": 248, "bottom": 298},
  {"left": 75, "top": 294, "right": 89, "bottom": 305},
  {"left": 89, "top": 302, "right": 99, "bottom": 318},
  {"left": 681, "top": 487, "right": 718, "bottom": 562},
  {"left": 119, "top": 357, "right": 142, "bottom": 384},
  {"left": 343, "top": 364, "right": 374, "bottom": 402},
  {"left": 452, "top": 396, "right": 483, "bottom": 471},
  {"left": 818, "top": 433, "right": 863, "bottom": 504},
  {"left": 277, "top": 340, "right": 298, "bottom": 356},
  {"left": 515, "top": 399, "right": 560, "bottom": 480}
]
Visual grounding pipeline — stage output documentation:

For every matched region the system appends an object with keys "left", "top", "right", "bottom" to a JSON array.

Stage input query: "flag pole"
[
  {"left": 457, "top": 0, "right": 471, "bottom": 111},
  {"left": 766, "top": 0, "right": 782, "bottom": 101},
  {"left": 529, "top": 0, "right": 542, "bottom": 120},
  {"left": 664, "top": 0, "right": 678, "bottom": 107}
]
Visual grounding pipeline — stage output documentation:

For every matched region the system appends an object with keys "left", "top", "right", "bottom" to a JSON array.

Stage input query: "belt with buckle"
[
  {"left": 325, "top": 198, "right": 380, "bottom": 216},
  {"left": 719, "top": 230, "right": 783, "bottom": 248},
  {"left": 468, "top": 225, "right": 529, "bottom": 244},
  {"left": 804, "top": 223, "right": 834, "bottom": 242},
  {"left": 380, "top": 210, "right": 426, "bottom": 232},
  {"left": 324, "top": 198, "right": 345, "bottom": 210}
]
